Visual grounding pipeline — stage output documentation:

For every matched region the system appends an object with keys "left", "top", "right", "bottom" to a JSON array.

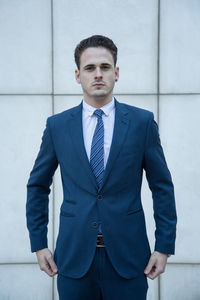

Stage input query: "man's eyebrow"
[
  {"left": 83, "top": 63, "right": 112, "bottom": 69},
  {"left": 83, "top": 64, "right": 95, "bottom": 69},
  {"left": 101, "top": 63, "right": 112, "bottom": 66}
]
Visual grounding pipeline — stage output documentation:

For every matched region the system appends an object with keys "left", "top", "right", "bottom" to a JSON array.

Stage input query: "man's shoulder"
[
  {"left": 117, "top": 100, "right": 154, "bottom": 120},
  {"left": 47, "top": 103, "right": 82, "bottom": 124}
]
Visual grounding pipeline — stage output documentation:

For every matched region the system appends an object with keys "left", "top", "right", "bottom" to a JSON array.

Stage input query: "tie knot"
[{"left": 94, "top": 109, "right": 104, "bottom": 119}]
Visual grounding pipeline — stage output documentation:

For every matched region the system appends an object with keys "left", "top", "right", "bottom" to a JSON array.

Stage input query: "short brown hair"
[{"left": 74, "top": 35, "right": 118, "bottom": 69}]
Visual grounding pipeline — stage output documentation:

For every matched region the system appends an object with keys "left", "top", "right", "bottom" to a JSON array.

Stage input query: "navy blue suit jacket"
[{"left": 26, "top": 99, "right": 177, "bottom": 279}]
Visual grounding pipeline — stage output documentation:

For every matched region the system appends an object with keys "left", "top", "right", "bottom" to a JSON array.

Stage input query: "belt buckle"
[{"left": 96, "top": 233, "right": 105, "bottom": 247}]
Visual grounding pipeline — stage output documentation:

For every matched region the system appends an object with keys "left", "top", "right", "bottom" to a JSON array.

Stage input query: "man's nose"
[{"left": 94, "top": 68, "right": 103, "bottom": 79}]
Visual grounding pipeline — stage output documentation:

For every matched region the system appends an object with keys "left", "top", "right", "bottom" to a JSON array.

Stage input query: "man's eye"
[
  {"left": 86, "top": 67, "right": 94, "bottom": 71},
  {"left": 102, "top": 66, "right": 109, "bottom": 69}
]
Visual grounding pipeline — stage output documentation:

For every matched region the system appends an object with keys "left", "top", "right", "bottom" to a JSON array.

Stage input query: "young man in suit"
[{"left": 26, "top": 35, "right": 177, "bottom": 300}]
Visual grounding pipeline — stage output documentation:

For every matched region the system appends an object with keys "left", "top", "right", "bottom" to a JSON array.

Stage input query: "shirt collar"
[{"left": 82, "top": 97, "right": 115, "bottom": 117}]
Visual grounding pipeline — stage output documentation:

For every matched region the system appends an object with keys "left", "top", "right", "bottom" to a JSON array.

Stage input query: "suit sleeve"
[
  {"left": 26, "top": 117, "right": 58, "bottom": 252},
  {"left": 143, "top": 113, "right": 177, "bottom": 255}
]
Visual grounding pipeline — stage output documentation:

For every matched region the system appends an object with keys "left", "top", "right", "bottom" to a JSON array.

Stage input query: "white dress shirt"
[
  {"left": 82, "top": 98, "right": 115, "bottom": 234},
  {"left": 82, "top": 98, "right": 115, "bottom": 169}
]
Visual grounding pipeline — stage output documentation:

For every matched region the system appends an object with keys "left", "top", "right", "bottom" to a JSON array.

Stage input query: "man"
[{"left": 26, "top": 35, "right": 177, "bottom": 300}]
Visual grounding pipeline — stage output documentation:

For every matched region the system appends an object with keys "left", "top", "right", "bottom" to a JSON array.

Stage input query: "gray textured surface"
[{"left": 0, "top": 0, "right": 199, "bottom": 299}]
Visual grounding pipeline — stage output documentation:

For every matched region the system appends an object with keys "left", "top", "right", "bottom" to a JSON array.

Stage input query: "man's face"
[{"left": 75, "top": 47, "right": 119, "bottom": 103}]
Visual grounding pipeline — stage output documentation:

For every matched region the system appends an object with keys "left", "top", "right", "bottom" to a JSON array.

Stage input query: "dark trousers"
[{"left": 57, "top": 247, "right": 148, "bottom": 300}]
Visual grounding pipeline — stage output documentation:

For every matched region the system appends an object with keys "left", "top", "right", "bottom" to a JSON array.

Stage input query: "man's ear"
[
  {"left": 115, "top": 66, "right": 119, "bottom": 81},
  {"left": 75, "top": 69, "right": 81, "bottom": 84}
]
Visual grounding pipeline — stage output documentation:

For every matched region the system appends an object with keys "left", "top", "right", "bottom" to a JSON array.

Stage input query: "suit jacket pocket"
[
  {"left": 60, "top": 210, "right": 75, "bottom": 217},
  {"left": 127, "top": 207, "right": 143, "bottom": 215}
]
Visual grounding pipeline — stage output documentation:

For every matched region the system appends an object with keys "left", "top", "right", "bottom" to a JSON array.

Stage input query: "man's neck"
[{"left": 83, "top": 95, "right": 113, "bottom": 108}]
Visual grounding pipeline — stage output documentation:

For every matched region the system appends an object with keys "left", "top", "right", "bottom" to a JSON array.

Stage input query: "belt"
[{"left": 96, "top": 233, "right": 105, "bottom": 247}]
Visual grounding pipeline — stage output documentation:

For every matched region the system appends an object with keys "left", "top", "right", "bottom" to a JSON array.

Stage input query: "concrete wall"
[{"left": 0, "top": 0, "right": 200, "bottom": 299}]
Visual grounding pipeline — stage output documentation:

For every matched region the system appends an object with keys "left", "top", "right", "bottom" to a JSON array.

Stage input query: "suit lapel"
[
  {"left": 99, "top": 99, "right": 130, "bottom": 190},
  {"left": 68, "top": 102, "right": 98, "bottom": 189},
  {"left": 68, "top": 99, "right": 130, "bottom": 191}
]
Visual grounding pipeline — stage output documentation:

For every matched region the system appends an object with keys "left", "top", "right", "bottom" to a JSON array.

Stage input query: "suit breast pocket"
[{"left": 119, "top": 146, "right": 142, "bottom": 157}]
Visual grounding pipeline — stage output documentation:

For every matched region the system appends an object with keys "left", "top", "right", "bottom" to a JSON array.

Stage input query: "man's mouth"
[{"left": 93, "top": 82, "right": 105, "bottom": 86}]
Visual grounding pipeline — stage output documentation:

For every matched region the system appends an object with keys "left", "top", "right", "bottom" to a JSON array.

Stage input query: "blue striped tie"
[
  {"left": 90, "top": 109, "right": 104, "bottom": 234},
  {"left": 90, "top": 109, "right": 104, "bottom": 188}
]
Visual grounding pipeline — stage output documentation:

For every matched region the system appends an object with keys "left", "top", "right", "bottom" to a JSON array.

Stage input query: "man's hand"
[
  {"left": 36, "top": 248, "right": 58, "bottom": 277},
  {"left": 144, "top": 251, "right": 168, "bottom": 280}
]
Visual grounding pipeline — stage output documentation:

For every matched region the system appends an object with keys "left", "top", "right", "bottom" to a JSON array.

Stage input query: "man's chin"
[{"left": 92, "top": 92, "right": 108, "bottom": 99}]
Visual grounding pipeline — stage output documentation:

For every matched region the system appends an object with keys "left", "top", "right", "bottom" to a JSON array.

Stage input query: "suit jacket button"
[
  {"left": 93, "top": 222, "right": 98, "bottom": 228},
  {"left": 97, "top": 195, "right": 102, "bottom": 200}
]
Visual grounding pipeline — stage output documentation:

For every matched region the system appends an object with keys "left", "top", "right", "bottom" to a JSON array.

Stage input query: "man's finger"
[
  {"left": 146, "top": 266, "right": 159, "bottom": 280},
  {"left": 145, "top": 252, "right": 168, "bottom": 280},
  {"left": 36, "top": 249, "right": 58, "bottom": 277},
  {"left": 47, "top": 255, "right": 58, "bottom": 274},
  {"left": 144, "top": 256, "right": 156, "bottom": 275},
  {"left": 40, "top": 258, "right": 55, "bottom": 277}
]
